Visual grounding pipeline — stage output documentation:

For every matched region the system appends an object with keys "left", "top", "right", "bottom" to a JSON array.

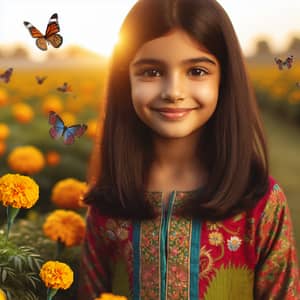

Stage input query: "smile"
[{"left": 152, "top": 107, "right": 197, "bottom": 120}]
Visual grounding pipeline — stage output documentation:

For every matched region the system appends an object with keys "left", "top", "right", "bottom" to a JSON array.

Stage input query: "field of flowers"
[
  {"left": 0, "top": 64, "right": 128, "bottom": 300},
  {"left": 0, "top": 60, "right": 300, "bottom": 299},
  {"left": 248, "top": 62, "right": 300, "bottom": 125}
]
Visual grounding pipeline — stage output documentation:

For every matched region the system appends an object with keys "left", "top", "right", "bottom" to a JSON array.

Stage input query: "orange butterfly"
[
  {"left": 23, "top": 13, "right": 63, "bottom": 51},
  {"left": 57, "top": 82, "right": 72, "bottom": 93},
  {"left": 36, "top": 75, "right": 47, "bottom": 84},
  {"left": 0, "top": 68, "right": 13, "bottom": 83}
]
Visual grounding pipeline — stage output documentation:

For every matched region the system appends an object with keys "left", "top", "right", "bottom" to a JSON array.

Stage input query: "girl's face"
[{"left": 129, "top": 28, "right": 221, "bottom": 139}]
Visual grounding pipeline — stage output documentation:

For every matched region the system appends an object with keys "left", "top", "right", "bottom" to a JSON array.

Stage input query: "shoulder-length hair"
[{"left": 85, "top": 0, "right": 269, "bottom": 220}]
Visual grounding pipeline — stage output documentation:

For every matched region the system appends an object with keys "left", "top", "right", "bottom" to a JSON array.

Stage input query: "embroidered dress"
[{"left": 78, "top": 177, "right": 300, "bottom": 299}]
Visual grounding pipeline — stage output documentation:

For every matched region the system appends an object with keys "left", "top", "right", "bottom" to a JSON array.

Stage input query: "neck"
[
  {"left": 146, "top": 130, "right": 207, "bottom": 192},
  {"left": 150, "top": 130, "right": 204, "bottom": 174}
]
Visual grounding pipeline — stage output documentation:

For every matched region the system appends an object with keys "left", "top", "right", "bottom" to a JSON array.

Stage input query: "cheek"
[
  {"left": 191, "top": 82, "right": 219, "bottom": 106},
  {"left": 131, "top": 82, "right": 159, "bottom": 108}
]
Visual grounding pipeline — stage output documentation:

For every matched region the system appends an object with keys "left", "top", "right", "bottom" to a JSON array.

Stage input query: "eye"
[
  {"left": 138, "top": 68, "right": 162, "bottom": 77},
  {"left": 188, "top": 67, "right": 207, "bottom": 77}
]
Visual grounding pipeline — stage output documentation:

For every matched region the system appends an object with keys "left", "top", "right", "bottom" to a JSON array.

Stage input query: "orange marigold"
[
  {"left": 40, "top": 260, "right": 73, "bottom": 290},
  {"left": 59, "top": 112, "right": 76, "bottom": 126},
  {"left": 51, "top": 178, "right": 87, "bottom": 209},
  {"left": 46, "top": 151, "right": 61, "bottom": 166},
  {"left": 86, "top": 119, "right": 98, "bottom": 139},
  {"left": 43, "top": 210, "right": 85, "bottom": 247},
  {"left": 0, "top": 289, "right": 6, "bottom": 300},
  {"left": 95, "top": 293, "right": 127, "bottom": 300},
  {"left": 0, "top": 88, "right": 8, "bottom": 107},
  {"left": 0, "top": 173, "right": 39, "bottom": 208},
  {"left": 0, "top": 123, "right": 10, "bottom": 140},
  {"left": 42, "top": 95, "right": 63, "bottom": 115},
  {"left": 7, "top": 145, "right": 45, "bottom": 175},
  {"left": 11, "top": 103, "right": 34, "bottom": 124}
]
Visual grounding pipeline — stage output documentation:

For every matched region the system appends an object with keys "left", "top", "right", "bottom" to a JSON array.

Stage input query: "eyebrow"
[{"left": 131, "top": 57, "right": 217, "bottom": 67}]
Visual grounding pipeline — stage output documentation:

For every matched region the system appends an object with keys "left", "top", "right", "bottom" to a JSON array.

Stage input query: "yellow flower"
[
  {"left": 95, "top": 293, "right": 127, "bottom": 300},
  {"left": 51, "top": 178, "right": 88, "bottom": 209},
  {"left": 0, "top": 123, "right": 10, "bottom": 140},
  {"left": 40, "top": 261, "right": 73, "bottom": 290},
  {"left": 11, "top": 103, "right": 34, "bottom": 124},
  {"left": 0, "top": 88, "right": 8, "bottom": 107},
  {"left": 0, "top": 173, "right": 39, "bottom": 208},
  {"left": 7, "top": 145, "right": 45, "bottom": 175},
  {"left": 43, "top": 210, "right": 85, "bottom": 247},
  {"left": 42, "top": 95, "right": 63, "bottom": 115},
  {"left": 0, "top": 288, "right": 6, "bottom": 300}
]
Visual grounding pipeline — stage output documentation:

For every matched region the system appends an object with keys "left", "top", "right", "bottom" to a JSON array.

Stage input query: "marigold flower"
[
  {"left": 0, "top": 288, "right": 7, "bottom": 300},
  {"left": 0, "top": 173, "right": 39, "bottom": 208},
  {"left": 0, "top": 123, "right": 10, "bottom": 140},
  {"left": 46, "top": 150, "right": 61, "bottom": 166},
  {"left": 11, "top": 103, "right": 34, "bottom": 124},
  {"left": 51, "top": 178, "right": 88, "bottom": 209},
  {"left": 42, "top": 95, "right": 63, "bottom": 115},
  {"left": 0, "top": 290, "right": 6, "bottom": 300},
  {"left": 59, "top": 112, "right": 76, "bottom": 126},
  {"left": 86, "top": 119, "right": 98, "bottom": 139},
  {"left": 0, "top": 88, "right": 8, "bottom": 107},
  {"left": 40, "top": 260, "right": 73, "bottom": 290},
  {"left": 43, "top": 210, "right": 85, "bottom": 247},
  {"left": 7, "top": 145, "right": 45, "bottom": 175},
  {"left": 0, "top": 141, "right": 6, "bottom": 156},
  {"left": 95, "top": 293, "right": 127, "bottom": 300}
]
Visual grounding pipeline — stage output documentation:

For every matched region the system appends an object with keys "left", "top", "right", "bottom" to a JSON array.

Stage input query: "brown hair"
[{"left": 85, "top": 0, "right": 269, "bottom": 220}]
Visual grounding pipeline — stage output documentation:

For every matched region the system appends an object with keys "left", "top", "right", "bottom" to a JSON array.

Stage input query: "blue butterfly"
[{"left": 48, "top": 111, "right": 88, "bottom": 145}]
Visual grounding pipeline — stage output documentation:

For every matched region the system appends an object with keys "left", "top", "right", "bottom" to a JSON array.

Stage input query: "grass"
[{"left": 261, "top": 109, "right": 300, "bottom": 262}]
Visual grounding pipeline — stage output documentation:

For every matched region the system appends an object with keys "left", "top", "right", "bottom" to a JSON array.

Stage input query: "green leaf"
[{"left": 1, "top": 268, "right": 7, "bottom": 282}]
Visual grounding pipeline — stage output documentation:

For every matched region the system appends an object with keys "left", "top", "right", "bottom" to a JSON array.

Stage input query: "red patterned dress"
[{"left": 78, "top": 177, "right": 300, "bottom": 299}]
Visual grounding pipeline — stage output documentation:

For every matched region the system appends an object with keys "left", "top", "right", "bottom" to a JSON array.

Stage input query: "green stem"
[
  {"left": 6, "top": 206, "right": 20, "bottom": 242},
  {"left": 55, "top": 239, "right": 65, "bottom": 259},
  {"left": 47, "top": 287, "right": 58, "bottom": 300}
]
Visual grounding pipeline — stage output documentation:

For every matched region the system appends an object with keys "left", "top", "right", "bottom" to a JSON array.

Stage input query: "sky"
[{"left": 0, "top": 0, "right": 300, "bottom": 59}]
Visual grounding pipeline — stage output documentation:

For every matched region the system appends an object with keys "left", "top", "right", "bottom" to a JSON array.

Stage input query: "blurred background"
[{"left": 0, "top": 0, "right": 300, "bottom": 263}]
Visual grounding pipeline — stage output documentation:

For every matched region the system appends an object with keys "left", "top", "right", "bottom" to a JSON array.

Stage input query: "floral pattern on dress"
[
  {"left": 167, "top": 214, "right": 191, "bottom": 299},
  {"left": 140, "top": 218, "right": 161, "bottom": 299},
  {"left": 255, "top": 183, "right": 300, "bottom": 299}
]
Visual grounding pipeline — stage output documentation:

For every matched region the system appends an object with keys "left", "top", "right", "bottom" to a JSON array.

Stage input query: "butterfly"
[
  {"left": 274, "top": 55, "right": 294, "bottom": 70},
  {"left": 48, "top": 111, "right": 88, "bottom": 145},
  {"left": 57, "top": 82, "right": 72, "bottom": 93},
  {"left": 23, "top": 13, "right": 63, "bottom": 51},
  {"left": 0, "top": 68, "right": 13, "bottom": 83},
  {"left": 35, "top": 75, "right": 47, "bottom": 85}
]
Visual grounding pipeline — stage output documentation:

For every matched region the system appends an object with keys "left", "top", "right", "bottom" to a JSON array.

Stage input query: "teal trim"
[
  {"left": 190, "top": 219, "right": 201, "bottom": 299},
  {"left": 160, "top": 191, "right": 176, "bottom": 300},
  {"left": 133, "top": 221, "right": 141, "bottom": 300}
]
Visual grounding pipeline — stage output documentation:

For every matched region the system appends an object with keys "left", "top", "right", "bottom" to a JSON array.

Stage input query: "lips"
[
  {"left": 152, "top": 107, "right": 196, "bottom": 113},
  {"left": 152, "top": 107, "right": 197, "bottom": 120}
]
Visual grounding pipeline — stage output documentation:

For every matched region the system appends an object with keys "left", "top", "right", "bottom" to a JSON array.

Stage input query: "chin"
[{"left": 154, "top": 130, "right": 194, "bottom": 139}]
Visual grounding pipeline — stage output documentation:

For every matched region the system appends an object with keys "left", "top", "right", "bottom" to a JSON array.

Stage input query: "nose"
[{"left": 161, "top": 73, "right": 185, "bottom": 102}]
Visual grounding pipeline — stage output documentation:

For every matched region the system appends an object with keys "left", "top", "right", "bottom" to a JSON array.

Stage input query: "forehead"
[{"left": 131, "top": 28, "right": 218, "bottom": 65}]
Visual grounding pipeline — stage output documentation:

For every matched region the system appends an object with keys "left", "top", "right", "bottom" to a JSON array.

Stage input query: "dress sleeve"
[
  {"left": 78, "top": 207, "right": 112, "bottom": 299},
  {"left": 254, "top": 183, "right": 300, "bottom": 299}
]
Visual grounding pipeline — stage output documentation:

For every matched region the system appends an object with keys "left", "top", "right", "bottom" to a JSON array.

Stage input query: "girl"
[{"left": 78, "top": 0, "right": 300, "bottom": 299}]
